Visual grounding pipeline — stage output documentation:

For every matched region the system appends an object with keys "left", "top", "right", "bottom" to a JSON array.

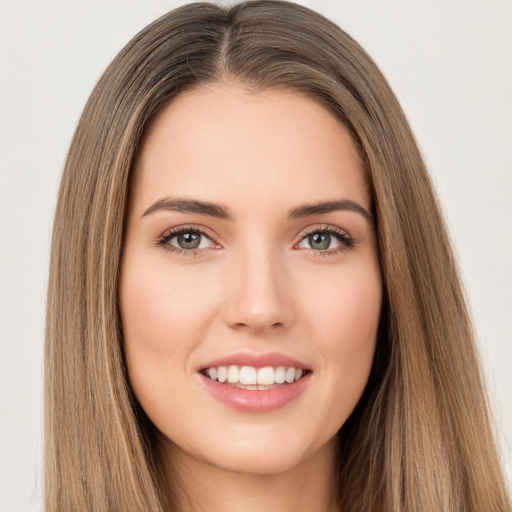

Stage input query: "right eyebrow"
[{"left": 142, "top": 197, "right": 233, "bottom": 219}]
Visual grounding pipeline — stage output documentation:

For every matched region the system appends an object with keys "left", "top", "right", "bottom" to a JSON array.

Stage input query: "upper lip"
[{"left": 199, "top": 352, "right": 311, "bottom": 371}]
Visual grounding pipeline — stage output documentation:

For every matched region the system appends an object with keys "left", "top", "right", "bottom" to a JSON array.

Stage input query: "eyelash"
[
  {"left": 298, "top": 225, "right": 355, "bottom": 256},
  {"left": 156, "top": 224, "right": 218, "bottom": 257},
  {"left": 156, "top": 224, "right": 355, "bottom": 257}
]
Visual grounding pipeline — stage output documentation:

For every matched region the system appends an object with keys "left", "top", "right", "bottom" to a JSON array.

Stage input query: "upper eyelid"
[
  {"left": 301, "top": 224, "right": 348, "bottom": 234},
  {"left": 159, "top": 223, "right": 350, "bottom": 240},
  {"left": 159, "top": 224, "right": 219, "bottom": 241},
  {"left": 298, "top": 224, "right": 352, "bottom": 240}
]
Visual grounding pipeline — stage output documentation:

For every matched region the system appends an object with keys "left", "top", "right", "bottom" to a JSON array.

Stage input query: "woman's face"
[{"left": 120, "top": 84, "right": 381, "bottom": 476}]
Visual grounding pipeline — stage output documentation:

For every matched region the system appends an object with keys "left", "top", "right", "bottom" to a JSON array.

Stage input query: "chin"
[
  {"left": 209, "top": 444, "right": 308, "bottom": 476},
  {"left": 162, "top": 423, "right": 338, "bottom": 478}
]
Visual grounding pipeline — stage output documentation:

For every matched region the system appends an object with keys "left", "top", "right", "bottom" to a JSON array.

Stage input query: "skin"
[{"left": 120, "top": 83, "right": 382, "bottom": 512}]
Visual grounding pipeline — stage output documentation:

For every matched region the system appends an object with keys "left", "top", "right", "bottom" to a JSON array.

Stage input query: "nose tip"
[
  {"left": 222, "top": 255, "right": 294, "bottom": 334},
  {"left": 228, "top": 307, "right": 287, "bottom": 334}
]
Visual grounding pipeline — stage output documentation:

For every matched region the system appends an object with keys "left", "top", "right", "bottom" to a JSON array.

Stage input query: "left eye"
[
  {"left": 297, "top": 231, "right": 343, "bottom": 251},
  {"left": 167, "top": 231, "right": 214, "bottom": 250}
]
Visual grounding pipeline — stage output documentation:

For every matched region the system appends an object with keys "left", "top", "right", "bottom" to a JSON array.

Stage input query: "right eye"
[
  {"left": 167, "top": 230, "right": 214, "bottom": 250},
  {"left": 157, "top": 226, "right": 219, "bottom": 254}
]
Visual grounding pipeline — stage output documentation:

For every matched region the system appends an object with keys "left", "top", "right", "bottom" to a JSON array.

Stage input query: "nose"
[{"left": 222, "top": 245, "right": 294, "bottom": 334}]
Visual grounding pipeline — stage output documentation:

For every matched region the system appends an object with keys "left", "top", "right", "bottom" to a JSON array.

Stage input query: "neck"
[{"left": 155, "top": 435, "right": 339, "bottom": 512}]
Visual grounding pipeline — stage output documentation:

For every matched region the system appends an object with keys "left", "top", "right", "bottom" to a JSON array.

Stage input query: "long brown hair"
[{"left": 45, "top": 1, "right": 511, "bottom": 510}]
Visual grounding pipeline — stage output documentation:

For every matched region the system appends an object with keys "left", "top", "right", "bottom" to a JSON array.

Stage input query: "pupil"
[
  {"left": 309, "top": 232, "right": 330, "bottom": 250},
  {"left": 178, "top": 232, "right": 200, "bottom": 249}
]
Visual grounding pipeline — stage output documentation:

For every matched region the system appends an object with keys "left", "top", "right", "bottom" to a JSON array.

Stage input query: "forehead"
[{"left": 132, "top": 83, "right": 369, "bottom": 216}]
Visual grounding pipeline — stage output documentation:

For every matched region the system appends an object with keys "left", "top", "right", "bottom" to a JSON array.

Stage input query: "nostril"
[{"left": 231, "top": 321, "right": 285, "bottom": 332}]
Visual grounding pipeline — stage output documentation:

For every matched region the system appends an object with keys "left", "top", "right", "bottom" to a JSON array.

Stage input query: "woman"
[{"left": 45, "top": 1, "right": 511, "bottom": 511}]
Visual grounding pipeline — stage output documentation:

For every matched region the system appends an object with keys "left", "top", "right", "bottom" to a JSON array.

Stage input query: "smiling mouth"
[{"left": 200, "top": 365, "right": 309, "bottom": 390}]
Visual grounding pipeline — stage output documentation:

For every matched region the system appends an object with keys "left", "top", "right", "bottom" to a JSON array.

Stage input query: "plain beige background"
[{"left": 1, "top": 1, "right": 510, "bottom": 510}]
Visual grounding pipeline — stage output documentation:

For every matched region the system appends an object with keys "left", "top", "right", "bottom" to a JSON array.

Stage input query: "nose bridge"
[{"left": 223, "top": 239, "right": 293, "bottom": 333}]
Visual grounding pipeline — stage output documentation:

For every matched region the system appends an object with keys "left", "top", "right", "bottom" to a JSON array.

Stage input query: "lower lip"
[{"left": 200, "top": 373, "right": 311, "bottom": 412}]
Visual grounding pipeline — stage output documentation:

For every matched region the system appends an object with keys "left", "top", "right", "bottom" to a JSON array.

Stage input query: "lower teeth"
[{"left": 231, "top": 383, "right": 282, "bottom": 390}]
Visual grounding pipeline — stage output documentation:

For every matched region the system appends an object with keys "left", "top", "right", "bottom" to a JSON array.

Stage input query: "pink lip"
[
  {"left": 199, "top": 352, "right": 311, "bottom": 371},
  {"left": 200, "top": 372, "right": 311, "bottom": 413},
  {"left": 198, "top": 352, "right": 312, "bottom": 413}
]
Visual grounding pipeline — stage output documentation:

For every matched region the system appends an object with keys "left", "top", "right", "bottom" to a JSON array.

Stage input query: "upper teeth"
[{"left": 206, "top": 365, "right": 303, "bottom": 385}]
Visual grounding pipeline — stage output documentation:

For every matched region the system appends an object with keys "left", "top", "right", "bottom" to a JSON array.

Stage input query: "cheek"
[
  {"left": 119, "top": 261, "right": 216, "bottom": 411},
  {"left": 121, "top": 273, "right": 177, "bottom": 360},
  {"left": 305, "top": 262, "right": 381, "bottom": 351},
  {"left": 301, "top": 263, "right": 381, "bottom": 420},
  {"left": 332, "top": 273, "right": 381, "bottom": 371},
  {"left": 120, "top": 262, "right": 215, "bottom": 356}
]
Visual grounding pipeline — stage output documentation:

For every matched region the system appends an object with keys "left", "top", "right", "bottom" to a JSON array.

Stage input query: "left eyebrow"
[
  {"left": 142, "top": 196, "right": 374, "bottom": 223},
  {"left": 288, "top": 199, "right": 374, "bottom": 223}
]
